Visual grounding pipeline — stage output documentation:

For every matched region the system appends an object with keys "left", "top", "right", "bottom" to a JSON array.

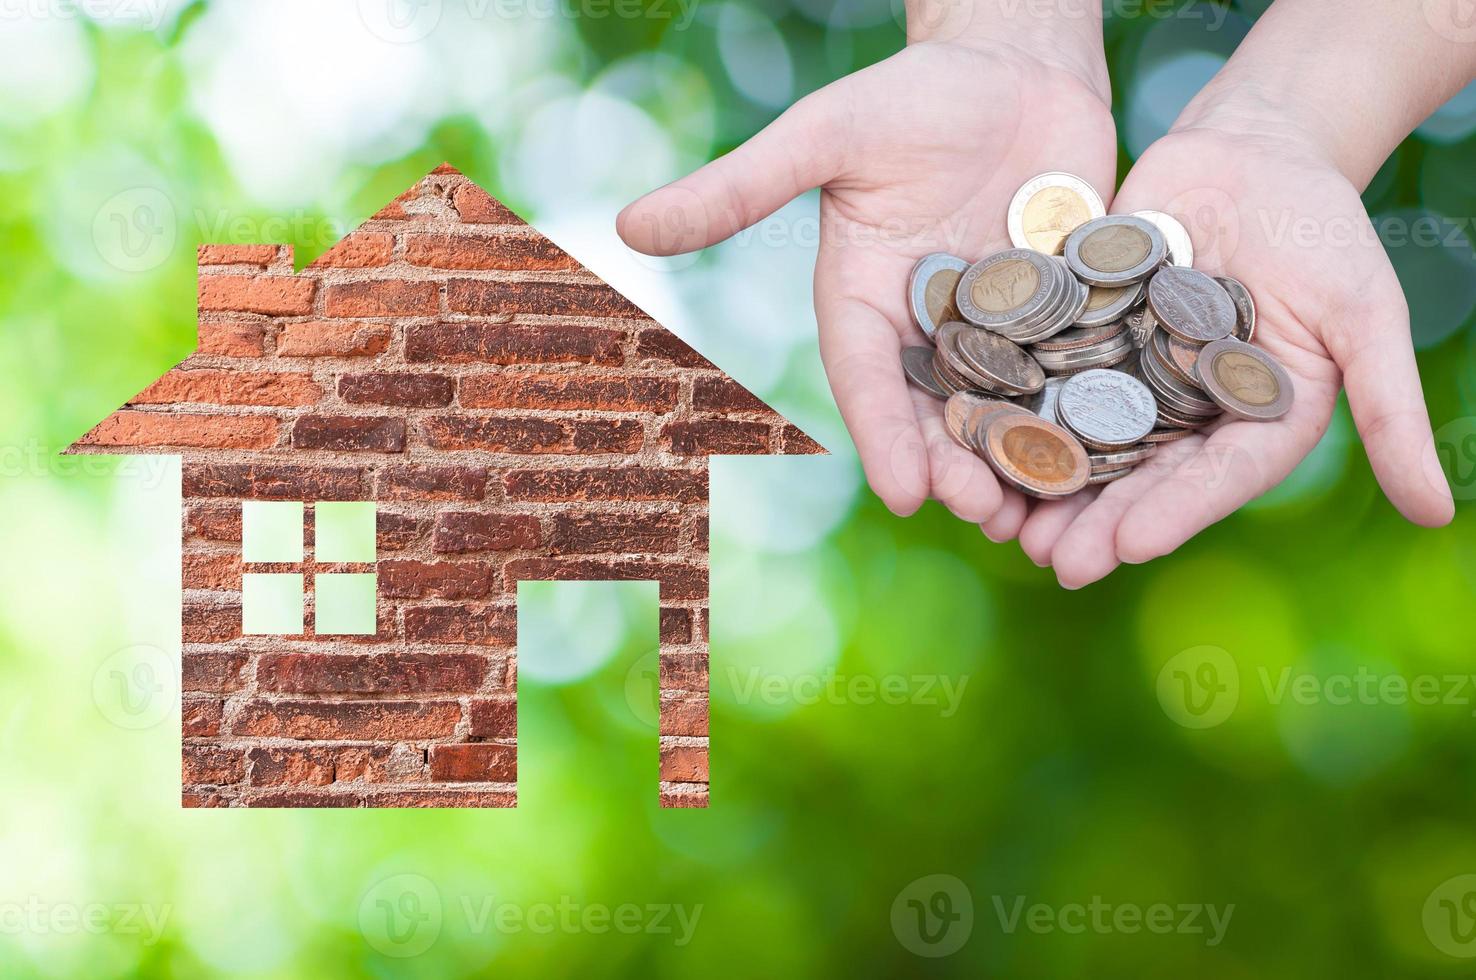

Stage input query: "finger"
[
  {"left": 617, "top": 88, "right": 847, "bottom": 255},
  {"left": 980, "top": 490, "right": 1029, "bottom": 543},
  {"left": 817, "top": 295, "right": 930, "bottom": 516},
  {"left": 1018, "top": 489, "right": 1098, "bottom": 567},
  {"left": 1114, "top": 372, "right": 1336, "bottom": 564},
  {"left": 1324, "top": 289, "right": 1455, "bottom": 527},
  {"left": 1052, "top": 436, "right": 1205, "bottom": 589}
]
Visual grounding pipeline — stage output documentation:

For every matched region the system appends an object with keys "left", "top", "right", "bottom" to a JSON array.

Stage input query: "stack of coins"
[{"left": 899, "top": 172, "right": 1296, "bottom": 498}]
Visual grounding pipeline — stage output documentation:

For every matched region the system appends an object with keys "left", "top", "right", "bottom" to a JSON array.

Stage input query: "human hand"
[
  {"left": 618, "top": 15, "right": 1115, "bottom": 537},
  {"left": 1018, "top": 121, "right": 1456, "bottom": 588}
]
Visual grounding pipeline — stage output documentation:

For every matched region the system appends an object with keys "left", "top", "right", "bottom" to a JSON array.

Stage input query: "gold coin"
[
  {"left": 925, "top": 268, "right": 963, "bottom": 326},
  {"left": 1079, "top": 224, "right": 1152, "bottom": 275},
  {"left": 1212, "top": 350, "right": 1278, "bottom": 406},
  {"left": 970, "top": 258, "right": 1041, "bottom": 314},
  {"left": 1021, "top": 186, "right": 1094, "bottom": 255}
]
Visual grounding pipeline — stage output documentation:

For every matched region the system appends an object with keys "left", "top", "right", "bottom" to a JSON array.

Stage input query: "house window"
[{"left": 241, "top": 501, "right": 378, "bottom": 636}]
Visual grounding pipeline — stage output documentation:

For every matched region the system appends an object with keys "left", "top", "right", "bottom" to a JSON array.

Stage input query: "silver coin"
[
  {"left": 1087, "top": 466, "right": 1134, "bottom": 485},
  {"left": 1056, "top": 368, "right": 1158, "bottom": 448},
  {"left": 1126, "top": 304, "right": 1157, "bottom": 349},
  {"left": 908, "top": 253, "right": 969, "bottom": 339},
  {"left": 1147, "top": 265, "right": 1236, "bottom": 344},
  {"left": 1215, "top": 276, "right": 1257, "bottom": 342},
  {"left": 956, "top": 249, "right": 1058, "bottom": 329},
  {"left": 1139, "top": 343, "right": 1222, "bottom": 418},
  {"left": 951, "top": 323, "right": 1046, "bottom": 395},
  {"left": 1021, "top": 376, "right": 1067, "bottom": 423},
  {"left": 1032, "top": 318, "right": 1128, "bottom": 353},
  {"left": 902, "top": 346, "right": 949, "bottom": 399},
  {"left": 1089, "top": 443, "right": 1157, "bottom": 469},
  {"left": 1131, "top": 210, "right": 1194, "bottom": 267},
  {"left": 1063, "top": 215, "right": 1167, "bottom": 287}
]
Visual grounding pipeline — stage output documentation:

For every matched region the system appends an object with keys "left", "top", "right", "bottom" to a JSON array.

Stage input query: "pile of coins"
[{"left": 902, "top": 172, "right": 1294, "bottom": 499}]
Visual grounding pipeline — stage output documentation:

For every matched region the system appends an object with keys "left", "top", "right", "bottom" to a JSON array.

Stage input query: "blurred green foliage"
[{"left": 0, "top": 1, "right": 1474, "bottom": 976}]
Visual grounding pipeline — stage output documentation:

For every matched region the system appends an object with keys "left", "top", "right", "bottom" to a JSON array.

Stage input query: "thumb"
[
  {"left": 617, "top": 86, "right": 847, "bottom": 256},
  {"left": 1327, "top": 281, "right": 1455, "bottom": 527}
]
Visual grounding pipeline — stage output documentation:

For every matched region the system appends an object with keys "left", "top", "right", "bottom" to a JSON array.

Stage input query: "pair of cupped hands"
[{"left": 617, "top": 38, "right": 1454, "bottom": 588}]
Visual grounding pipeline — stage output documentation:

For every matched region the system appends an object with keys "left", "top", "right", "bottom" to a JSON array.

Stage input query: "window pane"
[
  {"left": 315, "top": 502, "right": 376, "bottom": 562},
  {"left": 242, "top": 574, "right": 304, "bottom": 634},
  {"left": 315, "top": 573, "right": 377, "bottom": 635},
  {"left": 242, "top": 501, "right": 303, "bottom": 563}
]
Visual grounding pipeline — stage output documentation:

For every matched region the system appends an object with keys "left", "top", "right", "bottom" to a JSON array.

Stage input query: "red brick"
[
  {"left": 182, "top": 698, "right": 223, "bottom": 737},
  {"left": 661, "top": 694, "right": 709, "bottom": 736},
  {"left": 468, "top": 697, "right": 517, "bottom": 738},
  {"left": 635, "top": 328, "right": 715, "bottom": 368},
  {"left": 549, "top": 513, "right": 681, "bottom": 554},
  {"left": 199, "top": 274, "right": 315, "bottom": 316},
  {"left": 374, "top": 187, "right": 419, "bottom": 220},
  {"left": 183, "top": 746, "right": 246, "bottom": 784},
  {"left": 429, "top": 743, "right": 516, "bottom": 782},
  {"left": 183, "top": 552, "right": 242, "bottom": 591},
  {"left": 452, "top": 183, "right": 522, "bottom": 224},
  {"left": 692, "top": 376, "right": 768, "bottom": 413},
  {"left": 660, "top": 744, "right": 708, "bottom": 783},
  {"left": 503, "top": 466, "right": 706, "bottom": 502},
  {"left": 339, "top": 372, "right": 453, "bottom": 408},
  {"left": 232, "top": 700, "right": 461, "bottom": 739},
  {"left": 402, "top": 604, "right": 517, "bottom": 646},
  {"left": 420, "top": 415, "right": 640, "bottom": 454},
  {"left": 257, "top": 652, "right": 491, "bottom": 694},
  {"left": 446, "top": 280, "right": 642, "bottom": 318},
  {"left": 198, "top": 245, "right": 279, "bottom": 266},
  {"left": 376, "top": 511, "right": 427, "bottom": 551},
  {"left": 459, "top": 372, "right": 677, "bottom": 412},
  {"left": 276, "top": 321, "right": 391, "bottom": 357},
  {"left": 79, "top": 411, "right": 279, "bottom": 450},
  {"left": 185, "top": 503, "right": 241, "bottom": 541},
  {"left": 406, "top": 322, "right": 624, "bottom": 365},
  {"left": 378, "top": 560, "right": 495, "bottom": 599},
  {"left": 183, "top": 462, "right": 363, "bottom": 499},
  {"left": 182, "top": 651, "right": 248, "bottom": 693},
  {"left": 324, "top": 280, "right": 438, "bottom": 318},
  {"left": 198, "top": 320, "right": 266, "bottom": 356},
  {"left": 133, "top": 369, "right": 320, "bottom": 407},
  {"left": 505, "top": 557, "right": 706, "bottom": 600},
  {"left": 292, "top": 416, "right": 405, "bottom": 452},
  {"left": 183, "top": 603, "right": 240, "bottom": 642},
  {"left": 661, "top": 653, "right": 707, "bottom": 690},
  {"left": 246, "top": 747, "right": 335, "bottom": 786},
  {"left": 432, "top": 512, "right": 542, "bottom": 553},
  {"left": 782, "top": 423, "right": 826, "bottom": 454},
  {"left": 245, "top": 789, "right": 363, "bottom": 807},
  {"left": 660, "top": 607, "right": 693, "bottom": 644},
  {"left": 662, "top": 419, "right": 770, "bottom": 455},
  {"left": 182, "top": 791, "right": 230, "bottom": 808},
  {"left": 660, "top": 790, "right": 709, "bottom": 808},
  {"left": 308, "top": 232, "right": 394, "bottom": 269},
  {"left": 378, "top": 465, "right": 487, "bottom": 501},
  {"left": 247, "top": 745, "right": 415, "bottom": 786},
  {"left": 405, "top": 232, "right": 576, "bottom": 271}
]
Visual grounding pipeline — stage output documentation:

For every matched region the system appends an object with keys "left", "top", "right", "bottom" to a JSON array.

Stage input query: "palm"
[
  {"left": 621, "top": 40, "right": 1117, "bottom": 527},
  {"left": 1025, "top": 129, "right": 1453, "bottom": 586}
]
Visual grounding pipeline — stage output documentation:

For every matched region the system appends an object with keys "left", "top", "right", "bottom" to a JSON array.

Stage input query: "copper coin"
[
  {"left": 943, "top": 392, "right": 1023, "bottom": 451},
  {"left": 1194, "top": 338, "right": 1294, "bottom": 421},
  {"left": 908, "top": 254, "right": 968, "bottom": 338},
  {"left": 981, "top": 413, "right": 1090, "bottom": 499},
  {"left": 1147, "top": 265, "right": 1236, "bottom": 344},
  {"left": 1141, "top": 426, "right": 1196, "bottom": 444},
  {"left": 1215, "top": 276, "right": 1257, "bottom": 342},
  {"left": 902, "top": 346, "right": 949, "bottom": 399},
  {"left": 1150, "top": 327, "right": 1205, "bottom": 389},
  {"left": 950, "top": 322, "right": 1046, "bottom": 395}
]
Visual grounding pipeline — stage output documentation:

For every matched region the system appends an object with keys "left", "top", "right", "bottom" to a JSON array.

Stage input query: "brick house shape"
[{"left": 65, "top": 164, "right": 823, "bottom": 809}]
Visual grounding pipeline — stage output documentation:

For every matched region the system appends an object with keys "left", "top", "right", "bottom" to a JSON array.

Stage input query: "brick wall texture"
[{"left": 67, "top": 164, "right": 823, "bottom": 809}]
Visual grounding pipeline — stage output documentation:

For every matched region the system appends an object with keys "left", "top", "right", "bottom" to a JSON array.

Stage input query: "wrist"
[
  {"left": 1168, "top": 74, "right": 1344, "bottom": 172},
  {"left": 906, "top": 0, "right": 1110, "bottom": 104}
]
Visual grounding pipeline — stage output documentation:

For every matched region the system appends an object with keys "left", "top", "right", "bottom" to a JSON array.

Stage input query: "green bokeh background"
[{"left": 3, "top": 0, "right": 1476, "bottom": 975}]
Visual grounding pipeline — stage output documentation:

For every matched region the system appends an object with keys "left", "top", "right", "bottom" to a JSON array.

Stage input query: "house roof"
[{"left": 64, "top": 164, "right": 824, "bottom": 470}]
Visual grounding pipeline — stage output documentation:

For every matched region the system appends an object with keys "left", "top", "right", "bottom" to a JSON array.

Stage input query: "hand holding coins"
[{"left": 903, "top": 173, "right": 1294, "bottom": 500}]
